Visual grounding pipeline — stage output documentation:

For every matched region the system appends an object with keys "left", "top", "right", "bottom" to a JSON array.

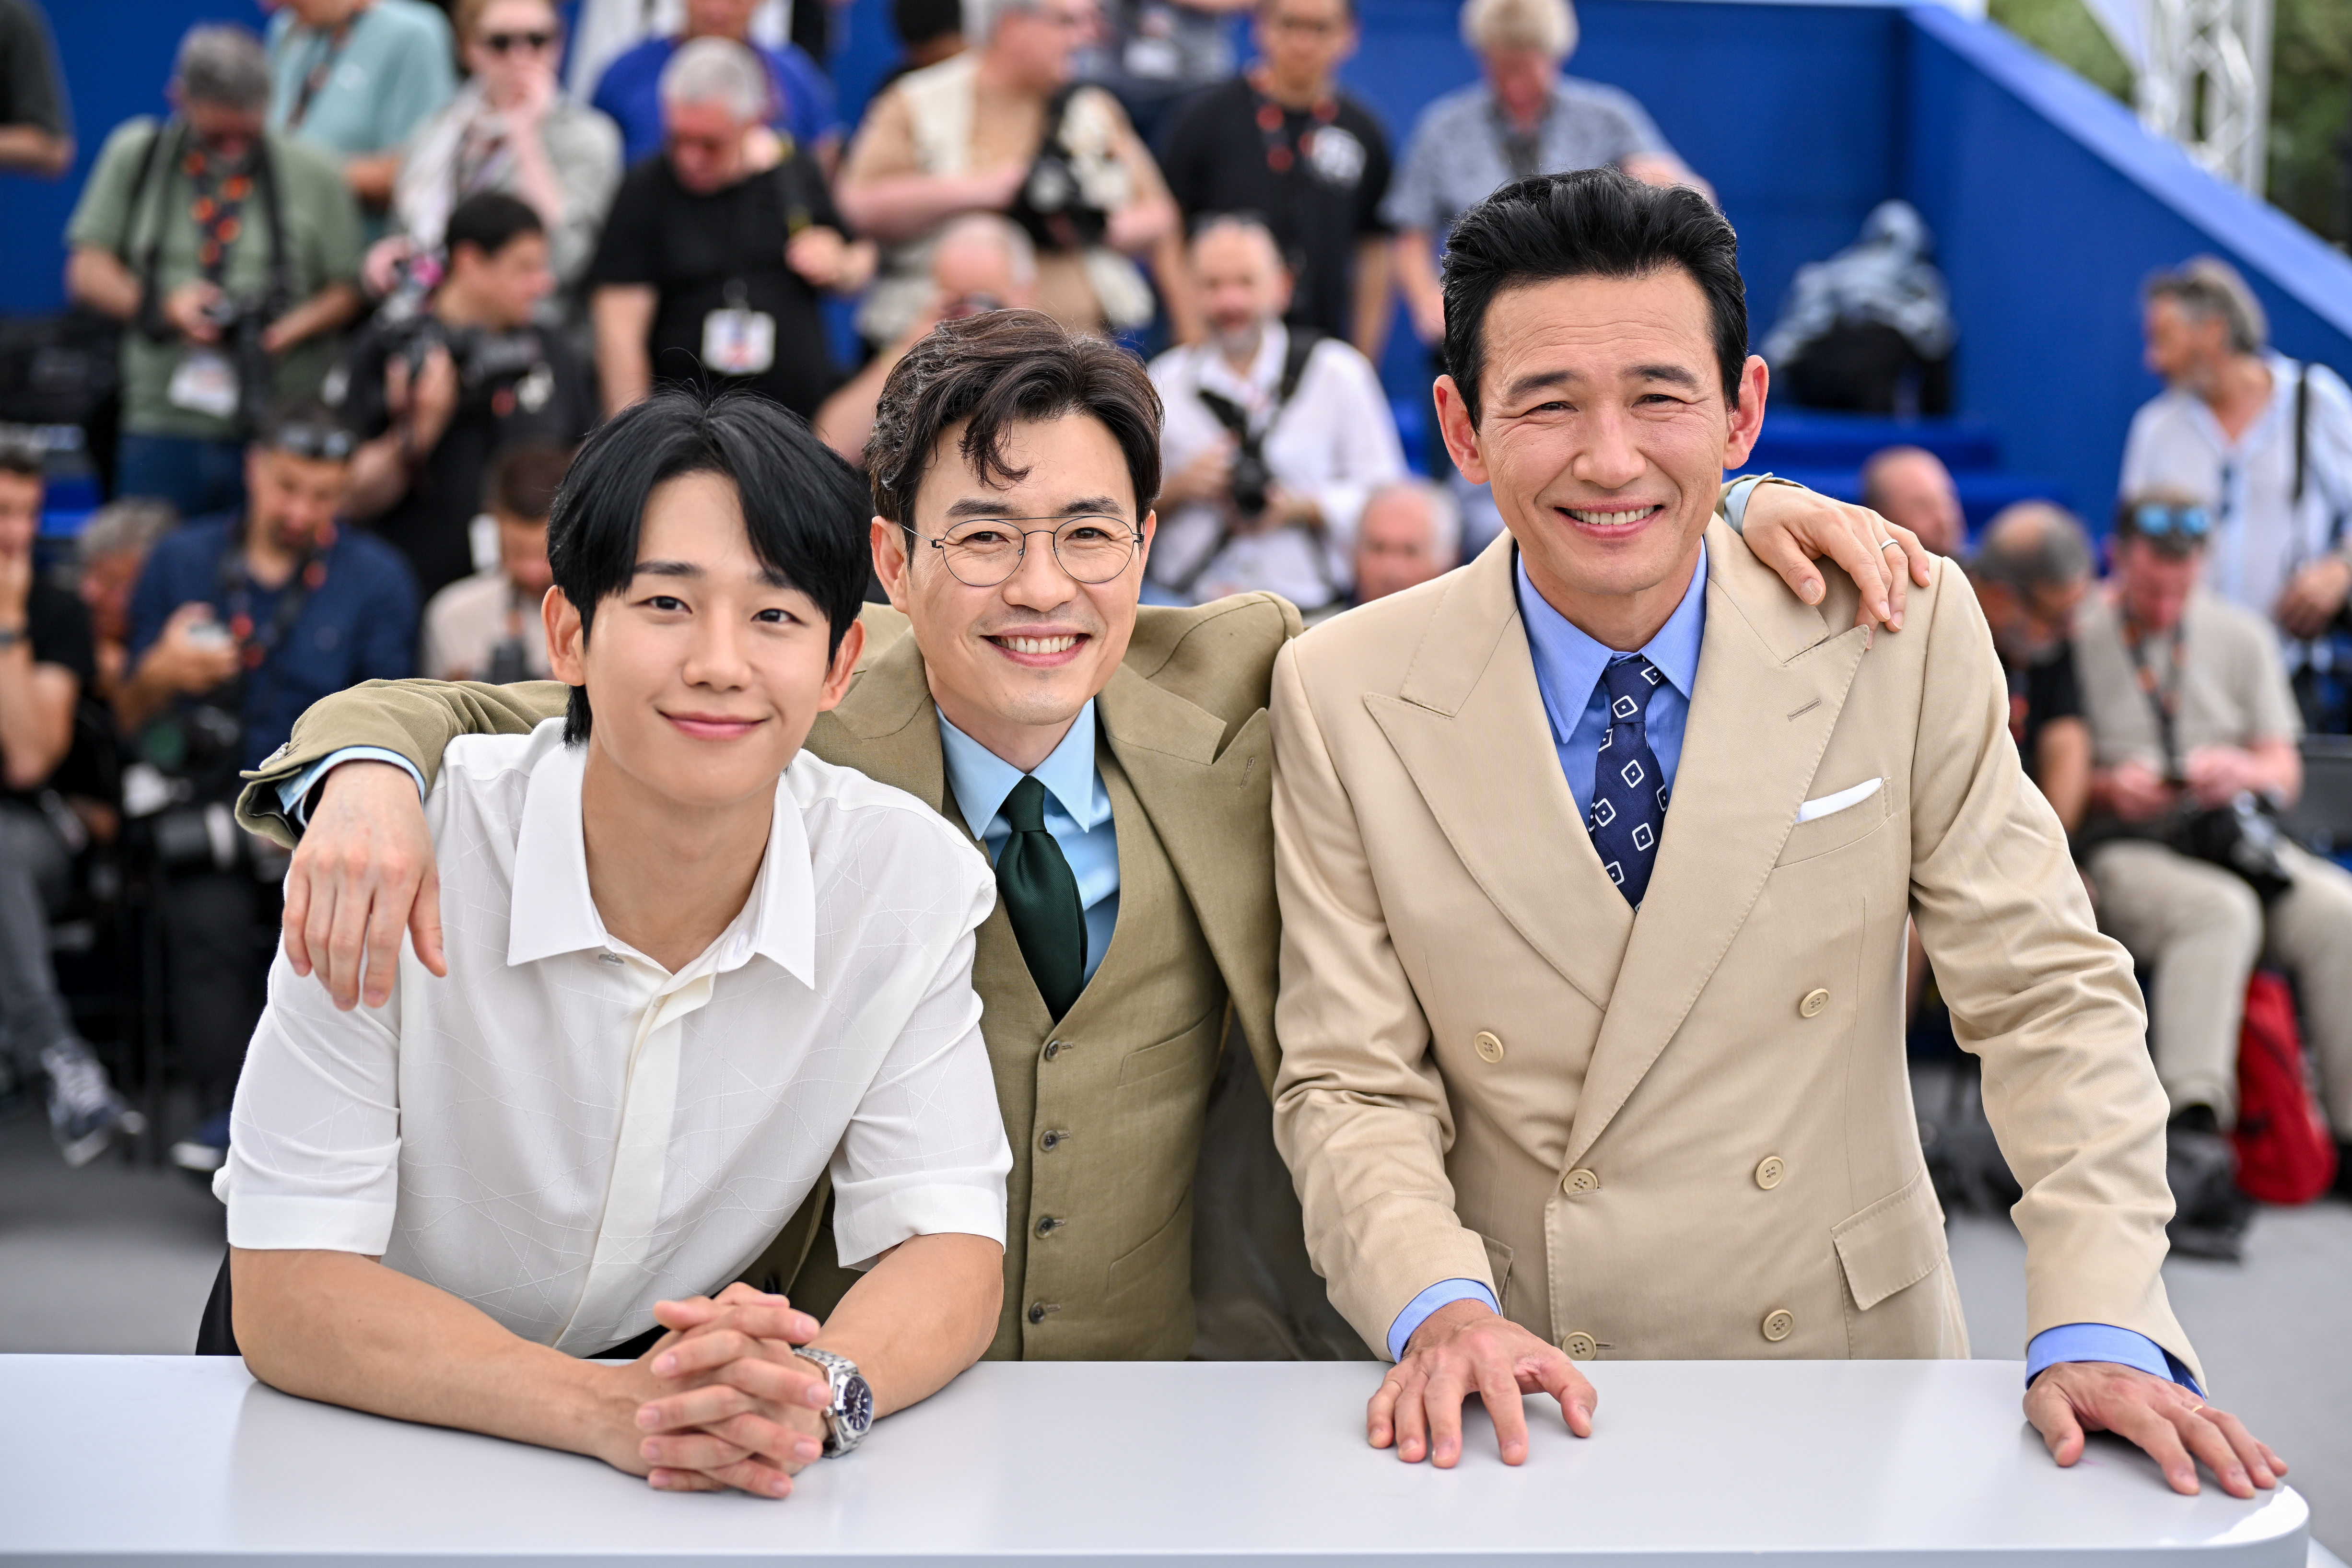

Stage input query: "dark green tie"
[{"left": 997, "top": 775, "right": 1087, "bottom": 1019}]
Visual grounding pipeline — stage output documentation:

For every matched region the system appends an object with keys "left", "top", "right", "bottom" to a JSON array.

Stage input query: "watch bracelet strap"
[{"left": 796, "top": 1346, "right": 862, "bottom": 1455}]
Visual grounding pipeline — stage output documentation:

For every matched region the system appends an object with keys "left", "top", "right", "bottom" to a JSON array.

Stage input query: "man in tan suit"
[
  {"left": 1269, "top": 170, "right": 2285, "bottom": 1498},
  {"left": 237, "top": 310, "right": 1925, "bottom": 1367}
]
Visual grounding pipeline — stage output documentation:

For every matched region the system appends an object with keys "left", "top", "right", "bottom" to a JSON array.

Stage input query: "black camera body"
[
  {"left": 198, "top": 292, "right": 276, "bottom": 430},
  {"left": 1228, "top": 443, "right": 1274, "bottom": 519},
  {"left": 383, "top": 312, "right": 548, "bottom": 396}
]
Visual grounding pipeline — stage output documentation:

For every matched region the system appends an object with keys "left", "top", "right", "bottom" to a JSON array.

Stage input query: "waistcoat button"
[{"left": 1038, "top": 1129, "right": 1066, "bottom": 1151}]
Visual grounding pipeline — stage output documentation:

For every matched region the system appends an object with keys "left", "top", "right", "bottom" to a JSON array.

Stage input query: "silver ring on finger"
[{"left": 1878, "top": 536, "right": 1903, "bottom": 554}]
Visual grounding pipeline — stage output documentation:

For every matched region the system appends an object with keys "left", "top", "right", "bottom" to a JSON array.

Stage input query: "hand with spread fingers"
[
  {"left": 1369, "top": 1299, "right": 1596, "bottom": 1468},
  {"left": 631, "top": 1285, "right": 834, "bottom": 1497},
  {"left": 2025, "top": 1360, "right": 2286, "bottom": 1498},
  {"left": 1738, "top": 481, "right": 1936, "bottom": 633}
]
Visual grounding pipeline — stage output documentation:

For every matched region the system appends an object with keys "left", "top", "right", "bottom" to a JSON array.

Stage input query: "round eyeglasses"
[{"left": 920, "top": 515, "right": 1144, "bottom": 587}]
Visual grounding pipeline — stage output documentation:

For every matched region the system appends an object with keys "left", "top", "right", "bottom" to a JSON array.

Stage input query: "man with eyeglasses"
[
  {"left": 232, "top": 308, "right": 1931, "bottom": 1362},
  {"left": 117, "top": 401, "right": 417, "bottom": 1175},
  {"left": 2074, "top": 495, "right": 2352, "bottom": 1197}
]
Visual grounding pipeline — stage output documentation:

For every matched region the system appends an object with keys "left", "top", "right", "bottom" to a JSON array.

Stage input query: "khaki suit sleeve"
[
  {"left": 1268, "top": 640, "right": 1493, "bottom": 1357},
  {"left": 234, "top": 679, "right": 569, "bottom": 846},
  {"left": 1904, "top": 565, "right": 2197, "bottom": 1381}
]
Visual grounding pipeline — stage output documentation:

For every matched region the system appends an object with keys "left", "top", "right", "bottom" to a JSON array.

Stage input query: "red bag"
[{"left": 2232, "top": 972, "right": 2339, "bottom": 1205}]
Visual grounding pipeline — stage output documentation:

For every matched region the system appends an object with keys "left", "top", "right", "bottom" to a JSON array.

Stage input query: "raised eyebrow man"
[
  {"left": 1268, "top": 168, "right": 2285, "bottom": 1496},
  {"left": 235, "top": 308, "right": 1930, "bottom": 1364},
  {"left": 217, "top": 389, "right": 1011, "bottom": 1499}
]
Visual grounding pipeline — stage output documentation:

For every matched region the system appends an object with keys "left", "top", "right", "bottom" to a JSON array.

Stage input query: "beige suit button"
[
  {"left": 1474, "top": 1031, "right": 1505, "bottom": 1064},
  {"left": 1762, "top": 1308, "right": 1795, "bottom": 1342},
  {"left": 1562, "top": 1167, "right": 1600, "bottom": 1195},
  {"left": 1798, "top": 988, "right": 1830, "bottom": 1018},
  {"left": 1561, "top": 1331, "right": 1598, "bottom": 1360},
  {"left": 1755, "top": 1155, "right": 1786, "bottom": 1189}
]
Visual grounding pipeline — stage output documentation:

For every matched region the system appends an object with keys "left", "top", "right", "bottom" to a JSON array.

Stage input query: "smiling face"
[
  {"left": 872, "top": 412, "right": 1154, "bottom": 772},
  {"left": 1436, "top": 268, "right": 1763, "bottom": 646},
  {"left": 549, "top": 470, "right": 861, "bottom": 811}
]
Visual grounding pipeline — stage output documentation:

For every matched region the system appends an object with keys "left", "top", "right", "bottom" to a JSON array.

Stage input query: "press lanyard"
[
  {"left": 185, "top": 147, "right": 255, "bottom": 284},
  {"left": 1247, "top": 69, "right": 1336, "bottom": 176},
  {"left": 2124, "top": 618, "right": 2188, "bottom": 772},
  {"left": 288, "top": 16, "right": 357, "bottom": 132},
  {"left": 217, "top": 521, "right": 333, "bottom": 727}
]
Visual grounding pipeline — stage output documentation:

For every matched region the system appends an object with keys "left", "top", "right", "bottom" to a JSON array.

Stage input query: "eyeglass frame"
[
  {"left": 904, "top": 513, "right": 1147, "bottom": 588},
  {"left": 2130, "top": 502, "right": 2212, "bottom": 541}
]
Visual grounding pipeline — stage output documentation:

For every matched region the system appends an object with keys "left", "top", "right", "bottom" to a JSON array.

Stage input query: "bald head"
[
  {"left": 1191, "top": 217, "right": 1292, "bottom": 355},
  {"left": 1861, "top": 445, "right": 1963, "bottom": 558}
]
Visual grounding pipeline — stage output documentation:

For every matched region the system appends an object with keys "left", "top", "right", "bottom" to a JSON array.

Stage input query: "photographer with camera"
[
  {"left": 66, "top": 25, "right": 363, "bottom": 521},
  {"left": 837, "top": 0, "right": 1180, "bottom": 351},
  {"left": 2075, "top": 494, "right": 2352, "bottom": 1201},
  {"left": 117, "top": 402, "right": 416, "bottom": 1174},
  {"left": 332, "top": 192, "right": 594, "bottom": 601},
  {"left": 1147, "top": 214, "right": 1402, "bottom": 612}
]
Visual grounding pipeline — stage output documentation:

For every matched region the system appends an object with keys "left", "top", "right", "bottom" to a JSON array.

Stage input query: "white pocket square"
[{"left": 1795, "top": 777, "right": 1884, "bottom": 824}]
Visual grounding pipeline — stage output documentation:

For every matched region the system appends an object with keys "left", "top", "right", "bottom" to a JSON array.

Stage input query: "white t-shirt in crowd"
[
  {"left": 217, "top": 719, "right": 1011, "bottom": 1356},
  {"left": 2119, "top": 352, "right": 2352, "bottom": 628}
]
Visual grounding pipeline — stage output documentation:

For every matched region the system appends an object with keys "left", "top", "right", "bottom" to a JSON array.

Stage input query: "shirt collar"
[
  {"left": 1515, "top": 538, "right": 1707, "bottom": 742},
  {"left": 506, "top": 726, "right": 817, "bottom": 986},
  {"left": 937, "top": 699, "right": 1106, "bottom": 840}
]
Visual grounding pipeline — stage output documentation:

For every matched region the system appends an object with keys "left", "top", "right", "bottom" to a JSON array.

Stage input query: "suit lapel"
[
  {"left": 1366, "top": 537, "right": 1634, "bottom": 1009},
  {"left": 1561, "top": 522, "right": 1868, "bottom": 1169}
]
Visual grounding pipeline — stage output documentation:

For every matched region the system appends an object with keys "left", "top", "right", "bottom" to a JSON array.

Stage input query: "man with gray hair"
[
  {"left": 2124, "top": 256, "right": 2352, "bottom": 644},
  {"left": 75, "top": 497, "right": 180, "bottom": 707},
  {"left": 585, "top": 35, "right": 869, "bottom": 422},
  {"left": 65, "top": 24, "right": 363, "bottom": 519},
  {"left": 1968, "top": 500, "right": 2096, "bottom": 834},
  {"left": 1349, "top": 480, "right": 1462, "bottom": 608}
]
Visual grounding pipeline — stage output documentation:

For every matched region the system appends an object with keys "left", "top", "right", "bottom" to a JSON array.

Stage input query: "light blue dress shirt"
[
  {"left": 938, "top": 701, "right": 1120, "bottom": 985},
  {"left": 1386, "top": 546, "right": 2195, "bottom": 1392}
]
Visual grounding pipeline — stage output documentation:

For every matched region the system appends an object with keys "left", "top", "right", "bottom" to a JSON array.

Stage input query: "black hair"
[
  {"left": 865, "top": 309, "right": 1162, "bottom": 530},
  {"left": 0, "top": 425, "right": 43, "bottom": 480},
  {"left": 894, "top": 0, "right": 963, "bottom": 44},
  {"left": 445, "top": 191, "right": 545, "bottom": 263},
  {"left": 548, "top": 387, "right": 871, "bottom": 744},
  {"left": 1440, "top": 167, "right": 1747, "bottom": 428}
]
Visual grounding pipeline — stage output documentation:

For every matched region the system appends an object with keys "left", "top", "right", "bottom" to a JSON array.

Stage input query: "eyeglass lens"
[{"left": 936, "top": 517, "right": 1138, "bottom": 586}]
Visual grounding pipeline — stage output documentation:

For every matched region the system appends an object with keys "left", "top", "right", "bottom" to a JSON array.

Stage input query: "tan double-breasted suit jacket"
[
  {"left": 1269, "top": 525, "right": 2200, "bottom": 1378},
  {"left": 238, "top": 595, "right": 1363, "bottom": 1361}
]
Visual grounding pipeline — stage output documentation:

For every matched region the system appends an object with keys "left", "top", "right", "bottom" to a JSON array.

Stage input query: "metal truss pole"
[{"left": 2136, "top": 0, "right": 2275, "bottom": 194}]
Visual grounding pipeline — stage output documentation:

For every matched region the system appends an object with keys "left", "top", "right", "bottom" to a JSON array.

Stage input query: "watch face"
[{"left": 839, "top": 1374, "right": 875, "bottom": 1438}]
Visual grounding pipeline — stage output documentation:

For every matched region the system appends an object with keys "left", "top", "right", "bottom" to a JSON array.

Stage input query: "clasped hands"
[
  {"left": 607, "top": 1283, "right": 834, "bottom": 1498},
  {"left": 1373, "top": 1301, "right": 2283, "bottom": 1498}
]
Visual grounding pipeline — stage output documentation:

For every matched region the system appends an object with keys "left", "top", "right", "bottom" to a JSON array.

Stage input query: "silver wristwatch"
[{"left": 794, "top": 1346, "right": 873, "bottom": 1457}]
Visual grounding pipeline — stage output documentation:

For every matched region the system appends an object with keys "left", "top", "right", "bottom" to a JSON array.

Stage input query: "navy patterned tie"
[{"left": 1588, "top": 655, "right": 1669, "bottom": 908}]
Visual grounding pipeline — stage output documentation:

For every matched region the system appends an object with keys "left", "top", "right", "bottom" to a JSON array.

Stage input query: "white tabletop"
[{"left": 0, "top": 1356, "right": 2310, "bottom": 1567}]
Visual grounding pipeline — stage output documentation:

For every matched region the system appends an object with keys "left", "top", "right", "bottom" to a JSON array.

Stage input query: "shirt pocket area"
[{"left": 1118, "top": 1001, "right": 1226, "bottom": 1087}]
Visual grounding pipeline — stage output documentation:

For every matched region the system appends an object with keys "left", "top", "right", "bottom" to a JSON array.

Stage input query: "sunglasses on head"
[
  {"left": 480, "top": 29, "right": 556, "bottom": 52},
  {"left": 265, "top": 422, "right": 359, "bottom": 463},
  {"left": 2132, "top": 503, "right": 2212, "bottom": 541}
]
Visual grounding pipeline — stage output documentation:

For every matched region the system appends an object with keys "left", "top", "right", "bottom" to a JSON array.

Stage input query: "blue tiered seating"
[{"left": 1729, "top": 409, "right": 2072, "bottom": 548}]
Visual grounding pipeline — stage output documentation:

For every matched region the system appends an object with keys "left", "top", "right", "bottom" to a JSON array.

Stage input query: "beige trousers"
[{"left": 2090, "top": 838, "right": 2352, "bottom": 1136}]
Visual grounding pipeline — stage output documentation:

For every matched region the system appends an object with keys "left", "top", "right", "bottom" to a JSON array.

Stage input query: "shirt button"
[
  {"left": 1562, "top": 1167, "right": 1600, "bottom": 1195},
  {"left": 1755, "top": 1155, "right": 1786, "bottom": 1190},
  {"left": 1799, "top": 988, "right": 1830, "bottom": 1018},
  {"left": 1034, "top": 1215, "right": 1062, "bottom": 1237},
  {"left": 1474, "top": 1030, "right": 1505, "bottom": 1064},
  {"left": 1762, "top": 1308, "right": 1795, "bottom": 1342},
  {"left": 1561, "top": 1331, "right": 1598, "bottom": 1360},
  {"left": 1038, "top": 1129, "right": 1068, "bottom": 1151}
]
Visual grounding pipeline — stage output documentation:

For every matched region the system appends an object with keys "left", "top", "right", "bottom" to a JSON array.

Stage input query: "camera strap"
[
  {"left": 1175, "top": 328, "right": 1335, "bottom": 598},
  {"left": 125, "top": 119, "right": 294, "bottom": 338},
  {"left": 2123, "top": 616, "right": 2188, "bottom": 776}
]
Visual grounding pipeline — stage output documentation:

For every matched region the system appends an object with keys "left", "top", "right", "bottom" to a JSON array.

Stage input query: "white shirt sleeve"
[
  {"left": 2308, "top": 365, "right": 2352, "bottom": 534},
  {"left": 2119, "top": 398, "right": 2162, "bottom": 502},
  {"left": 214, "top": 950, "right": 406, "bottom": 1255},
  {"left": 827, "top": 881, "right": 1013, "bottom": 1271},
  {"left": 1304, "top": 343, "right": 1410, "bottom": 555}
]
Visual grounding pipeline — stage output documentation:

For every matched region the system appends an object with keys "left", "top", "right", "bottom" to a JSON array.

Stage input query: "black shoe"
[
  {"left": 42, "top": 1041, "right": 145, "bottom": 1168},
  {"left": 2334, "top": 1141, "right": 2352, "bottom": 1199},
  {"left": 2165, "top": 1109, "right": 2251, "bottom": 1262}
]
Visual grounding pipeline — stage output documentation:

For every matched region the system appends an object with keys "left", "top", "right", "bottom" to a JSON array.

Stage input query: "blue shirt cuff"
[
  {"left": 2025, "top": 1323, "right": 2202, "bottom": 1396},
  {"left": 1386, "top": 1278, "right": 1500, "bottom": 1363},
  {"left": 277, "top": 748, "right": 427, "bottom": 827}
]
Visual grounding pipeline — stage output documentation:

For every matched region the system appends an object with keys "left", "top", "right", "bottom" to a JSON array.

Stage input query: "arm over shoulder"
[
  {"left": 235, "top": 679, "right": 571, "bottom": 843},
  {"left": 1902, "top": 564, "right": 2195, "bottom": 1380}
]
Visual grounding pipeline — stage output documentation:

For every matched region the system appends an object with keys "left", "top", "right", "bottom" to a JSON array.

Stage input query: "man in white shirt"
[
  {"left": 217, "top": 388, "right": 1012, "bottom": 1499},
  {"left": 2120, "top": 256, "right": 2352, "bottom": 642},
  {"left": 417, "top": 441, "right": 564, "bottom": 680},
  {"left": 1150, "top": 214, "right": 1404, "bottom": 611}
]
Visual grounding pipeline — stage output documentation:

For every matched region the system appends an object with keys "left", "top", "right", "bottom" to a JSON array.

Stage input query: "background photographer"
[
  {"left": 333, "top": 191, "right": 595, "bottom": 600},
  {"left": 66, "top": 25, "right": 363, "bottom": 520},
  {"left": 1148, "top": 213, "right": 1402, "bottom": 611},
  {"left": 117, "top": 404, "right": 415, "bottom": 1174},
  {"left": 588, "top": 38, "right": 868, "bottom": 425},
  {"left": 416, "top": 441, "right": 563, "bottom": 681},
  {"left": 838, "top": 0, "right": 1180, "bottom": 349},
  {"left": 2074, "top": 494, "right": 2352, "bottom": 1188},
  {"left": 0, "top": 434, "right": 144, "bottom": 1167}
]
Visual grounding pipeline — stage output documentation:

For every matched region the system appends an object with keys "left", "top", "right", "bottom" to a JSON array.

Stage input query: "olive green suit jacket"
[{"left": 238, "top": 595, "right": 1369, "bottom": 1360}]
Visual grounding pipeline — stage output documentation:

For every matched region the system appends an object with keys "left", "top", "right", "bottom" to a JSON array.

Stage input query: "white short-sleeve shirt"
[{"left": 217, "top": 720, "right": 1011, "bottom": 1355}]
